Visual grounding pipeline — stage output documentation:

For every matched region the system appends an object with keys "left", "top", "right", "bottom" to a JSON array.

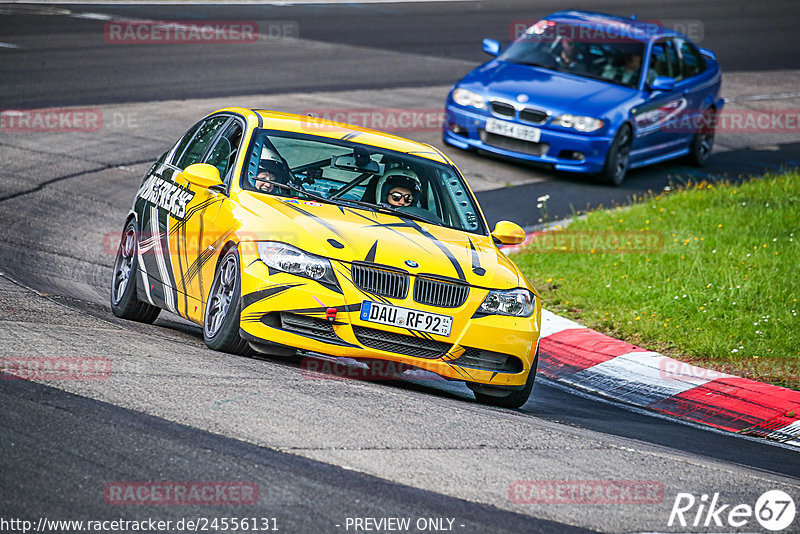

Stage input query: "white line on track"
[
  {"left": 69, "top": 12, "right": 115, "bottom": 21},
  {"left": 0, "top": 42, "right": 21, "bottom": 49},
  {"left": 726, "top": 91, "right": 800, "bottom": 102}
]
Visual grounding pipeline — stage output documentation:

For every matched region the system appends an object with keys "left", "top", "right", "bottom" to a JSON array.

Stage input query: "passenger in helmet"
[{"left": 387, "top": 186, "right": 414, "bottom": 207}]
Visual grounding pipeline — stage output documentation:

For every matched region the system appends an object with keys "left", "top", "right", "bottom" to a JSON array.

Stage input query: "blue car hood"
[{"left": 465, "top": 61, "right": 636, "bottom": 116}]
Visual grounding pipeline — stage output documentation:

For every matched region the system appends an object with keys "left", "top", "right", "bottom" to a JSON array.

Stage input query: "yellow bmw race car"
[{"left": 111, "top": 108, "right": 542, "bottom": 408}]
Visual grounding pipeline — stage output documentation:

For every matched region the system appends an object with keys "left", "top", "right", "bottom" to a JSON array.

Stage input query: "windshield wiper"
[
  {"left": 327, "top": 197, "right": 388, "bottom": 213},
  {"left": 377, "top": 205, "right": 435, "bottom": 224},
  {"left": 330, "top": 197, "right": 433, "bottom": 224}
]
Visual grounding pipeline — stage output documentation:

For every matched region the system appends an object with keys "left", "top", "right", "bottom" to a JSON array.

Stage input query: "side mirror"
[
  {"left": 650, "top": 76, "right": 675, "bottom": 92},
  {"left": 181, "top": 163, "right": 223, "bottom": 189},
  {"left": 491, "top": 220, "right": 526, "bottom": 245},
  {"left": 482, "top": 38, "right": 501, "bottom": 56}
]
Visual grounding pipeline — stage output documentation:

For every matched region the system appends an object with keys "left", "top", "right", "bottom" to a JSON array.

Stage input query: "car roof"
[
  {"left": 544, "top": 10, "right": 683, "bottom": 43},
  {"left": 213, "top": 107, "right": 451, "bottom": 165}
]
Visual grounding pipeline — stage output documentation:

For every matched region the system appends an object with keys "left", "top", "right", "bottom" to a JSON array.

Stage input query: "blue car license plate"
[{"left": 485, "top": 118, "right": 541, "bottom": 143}]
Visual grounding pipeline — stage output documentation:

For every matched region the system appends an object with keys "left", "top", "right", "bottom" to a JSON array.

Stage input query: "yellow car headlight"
[
  {"left": 256, "top": 242, "right": 337, "bottom": 285},
  {"left": 479, "top": 288, "right": 535, "bottom": 317}
]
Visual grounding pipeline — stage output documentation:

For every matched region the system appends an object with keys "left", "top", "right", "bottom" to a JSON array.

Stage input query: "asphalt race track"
[{"left": 1, "top": 2, "right": 799, "bottom": 533}]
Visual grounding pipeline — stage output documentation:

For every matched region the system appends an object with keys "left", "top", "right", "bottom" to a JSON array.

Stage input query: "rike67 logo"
[{"left": 668, "top": 490, "right": 796, "bottom": 531}]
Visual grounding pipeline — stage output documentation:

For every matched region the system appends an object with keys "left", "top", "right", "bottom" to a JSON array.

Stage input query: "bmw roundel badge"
[{"left": 404, "top": 260, "right": 419, "bottom": 268}]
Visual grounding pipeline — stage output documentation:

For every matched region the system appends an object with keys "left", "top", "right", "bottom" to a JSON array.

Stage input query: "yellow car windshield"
[{"left": 243, "top": 130, "right": 486, "bottom": 235}]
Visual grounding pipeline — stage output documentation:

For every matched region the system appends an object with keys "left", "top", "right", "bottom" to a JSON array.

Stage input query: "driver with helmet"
[
  {"left": 250, "top": 148, "right": 291, "bottom": 194},
  {"left": 379, "top": 166, "right": 421, "bottom": 208}
]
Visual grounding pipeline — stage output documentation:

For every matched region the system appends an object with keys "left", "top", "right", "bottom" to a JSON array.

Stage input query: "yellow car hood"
[{"left": 237, "top": 193, "right": 522, "bottom": 289}]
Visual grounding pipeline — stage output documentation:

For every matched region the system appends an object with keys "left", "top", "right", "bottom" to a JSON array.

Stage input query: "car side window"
[
  {"left": 205, "top": 120, "right": 244, "bottom": 181},
  {"left": 175, "top": 116, "right": 230, "bottom": 170},
  {"left": 677, "top": 39, "right": 706, "bottom": 79},
  {"left": 665, "top": 40, "right": 682, "bottom": 81},
  {"left": 648, "top": 40, "right": 680, "bottom": 83},
  {"left": 169, "top": 123, "right": 200, "bottom": 166}
]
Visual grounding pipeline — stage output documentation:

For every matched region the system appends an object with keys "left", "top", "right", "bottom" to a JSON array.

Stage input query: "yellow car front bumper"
[{"left": 238, "top": 253, "right": 540, "bottom": 387}]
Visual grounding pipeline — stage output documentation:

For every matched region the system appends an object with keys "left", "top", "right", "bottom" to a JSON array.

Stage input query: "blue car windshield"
[
  {"left": 498, "top": 21, "right": 646, "bottom": 88},
  {"left": 242, "top": 130, "right": 486, "bottom": 235}
]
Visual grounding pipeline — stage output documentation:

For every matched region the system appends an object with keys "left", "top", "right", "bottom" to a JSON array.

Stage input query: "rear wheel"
[
  {"left": 471, "top": 350, "right": 538, "bottom": 409},
  {"left": 600, "top": 124, "right": 632, "bottom": 186},
  {"left": 203, "top": 247, "right": 250, "bottom": 355},
  {"left": 686, "top": 107, "right": 716, "bottom": 166},
  {"left": 110, "top": 219, "right": 161, "bottom": 323}
]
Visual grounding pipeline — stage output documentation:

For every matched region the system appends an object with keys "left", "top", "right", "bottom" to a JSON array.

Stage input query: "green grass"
[{"left": 512, "top": 173, "right": 800, "bottom": 389}]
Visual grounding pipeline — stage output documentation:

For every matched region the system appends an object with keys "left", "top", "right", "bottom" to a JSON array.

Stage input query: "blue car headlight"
[
  {"left": 256, "top": 242, "right": 336, "bottom": 284},
  {"left": 478, "top": 288, "right": 535, "bottom": 317},
  {"left": 452, "top": 88, "right": 487, "bottom": 110},
  {"left": 552, "top": 114, "right": 604, "bottom": 133}
]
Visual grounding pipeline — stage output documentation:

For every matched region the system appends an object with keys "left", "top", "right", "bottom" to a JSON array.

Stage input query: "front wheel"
[
  {"left": 470, "top": 350, "right": 538, "bottom": 409},
  {"left": 110, "top": 219, "right": 161, "bottom": 323},
  {"left": 203, "top": 247, "right": 250, "bottom": 355},
  {"left": 600, "top": 125, "right": 632, "bottom": 186}
]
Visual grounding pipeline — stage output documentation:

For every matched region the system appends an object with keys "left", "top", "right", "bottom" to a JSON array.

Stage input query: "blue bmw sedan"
[{"left": 443, "top": 11, "right": 724, "bottom": 185}]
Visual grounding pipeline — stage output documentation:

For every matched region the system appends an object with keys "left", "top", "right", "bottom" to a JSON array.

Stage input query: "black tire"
[
  {"left": 203, "top": 247, "right": 250, "bottom": 355},
  {"left": 686, "top": 108, "right": 716, "bottom": 166},
  {"left": 600, "top": 124, "right": 632, "bottom": 186},
  {"left": 110, "top": 219, "right": 161, "bottom": 324},
  {"left": 472, "top": 350, "right": 538, "bottom": 409}
]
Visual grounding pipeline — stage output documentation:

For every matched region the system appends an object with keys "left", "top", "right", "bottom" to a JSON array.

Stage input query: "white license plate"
[
  {"left": 360, "top": 301, "right": 452, "bottom": 337},
  {"left": 485, "top": 118, "right": 541, "bottom": 142}
]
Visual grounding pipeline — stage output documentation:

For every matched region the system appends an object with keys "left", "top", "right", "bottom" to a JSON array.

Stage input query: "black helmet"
[
  {"left": 251, "top": 156, "right": 290, "bottom": 189},
  {"left": 257, "top": 159, "right": 286, "bottom": 177}
]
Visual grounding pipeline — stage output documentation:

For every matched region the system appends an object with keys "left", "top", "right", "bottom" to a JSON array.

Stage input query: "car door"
[
  {"left": 134, "top": 115, "right": 229, "bottom": 318},
  {"left": 170, "top": 116, "right": 247, "bottom": 324},
  {"left": 673, "top": 37, "right": 711, "bottom": 146},
  {"left": 631, "top": 38, "right": 689, "bottom": 160}
]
